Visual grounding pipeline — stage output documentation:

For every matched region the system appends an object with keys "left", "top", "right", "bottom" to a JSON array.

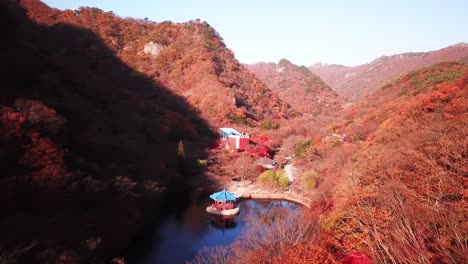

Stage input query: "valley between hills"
[{"left": 1, "top": 0, "right": 467, "bottom": 263}]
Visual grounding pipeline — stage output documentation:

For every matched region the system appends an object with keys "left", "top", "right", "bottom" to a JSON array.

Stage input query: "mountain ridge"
[
  {"left": 22, "top": 0, "right": 297, "bottom": 126},
  {"left": 308, "top": 43, "right": 468, "bottom": 98},
  {"left": 246, "top": 59, "right": 343, "bottom": 116}
]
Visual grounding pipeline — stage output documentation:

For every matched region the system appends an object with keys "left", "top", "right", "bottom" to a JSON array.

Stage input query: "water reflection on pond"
[{"left": 127, "top": 191, "right": 301, "bottom": 264}]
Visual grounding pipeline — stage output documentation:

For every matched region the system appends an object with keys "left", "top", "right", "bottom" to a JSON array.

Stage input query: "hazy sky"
[{"left": 42, "top": 0, "right": 468, "bottom": 66}]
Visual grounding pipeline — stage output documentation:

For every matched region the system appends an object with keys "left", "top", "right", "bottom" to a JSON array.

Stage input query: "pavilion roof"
[{"left": 209, "top": 189, "right": 238, "bottom": 202}]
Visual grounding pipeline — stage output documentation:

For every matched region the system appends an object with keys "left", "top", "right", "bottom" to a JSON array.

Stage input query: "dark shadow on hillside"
[{"left": 0, "top": 1, "right": 216, "bottom": 262}]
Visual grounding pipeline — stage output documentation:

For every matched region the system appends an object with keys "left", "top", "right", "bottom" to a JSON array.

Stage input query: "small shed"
[
  {"left": 219, "top": 127, "right": 250, "bottom": 150},
  {"left": 255, "top": 157, "right": 277, "bottom": 169}
]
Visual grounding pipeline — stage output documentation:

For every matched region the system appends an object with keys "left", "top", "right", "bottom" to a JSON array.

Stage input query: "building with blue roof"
[{"left": 218, "top": 127, "right": 250, "bottom": 150}]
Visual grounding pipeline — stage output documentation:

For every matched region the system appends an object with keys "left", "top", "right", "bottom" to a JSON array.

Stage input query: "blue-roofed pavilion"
[{"left": 209, "top": 189, "right": 238, "bottom": 202}]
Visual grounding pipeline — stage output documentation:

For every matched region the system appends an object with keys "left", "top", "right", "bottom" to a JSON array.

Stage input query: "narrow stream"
[{"left": 126, "top": 190, "right": 301, "bottom": 264}]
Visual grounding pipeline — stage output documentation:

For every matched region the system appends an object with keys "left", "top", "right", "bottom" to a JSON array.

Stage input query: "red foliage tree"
[
  {"left": 343, "top": 251, "right": 372, "bottom": 264},
  {"left": 20, "top": 136, "right": 69, "bottom": 187},
  {"left": 272, "top": 240, "right": 339, "bottom": 264},
  {"left": 247, "top": 144, "right": 271, "bottom": 158}
]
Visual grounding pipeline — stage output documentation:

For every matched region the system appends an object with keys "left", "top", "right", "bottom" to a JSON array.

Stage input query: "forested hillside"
[
  {"left": 2, "top": 1, "right": 467, "bottom": 263},
  {"left": 202, "top": 62, "right": 467, "bottom": 264},
  {"left": 327, "top": 62, "right": 467, "bottom": 263},
  {"left": 269, "top": 62, "right": 468, "bottom": 263},
  {"left": 248, "top": 59, "right": 343, "bottom": 115},
  {"left": 0, "top": 1, "right": 216, "bottom": 262},
  {"left": 22, "top": 0, "right": 296, "bottom": 125}
]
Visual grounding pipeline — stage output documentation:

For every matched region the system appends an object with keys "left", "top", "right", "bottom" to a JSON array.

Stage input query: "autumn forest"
[{"left": 1, "top": 0, "right": 467, "bottom": 263}]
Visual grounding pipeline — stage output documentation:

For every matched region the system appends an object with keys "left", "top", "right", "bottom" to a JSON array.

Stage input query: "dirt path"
[{"left": 284, "top": 164, "right": 294, "bottom": 182}]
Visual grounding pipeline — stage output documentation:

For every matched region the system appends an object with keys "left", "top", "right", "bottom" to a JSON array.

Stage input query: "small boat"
[{"left": 206, "top": 189, "right": 240, "bottom": 216}]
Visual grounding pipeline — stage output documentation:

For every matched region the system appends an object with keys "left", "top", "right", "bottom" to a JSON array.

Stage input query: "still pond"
[{"left": 126, "top": 190, "right": 301, "bottom": 264}]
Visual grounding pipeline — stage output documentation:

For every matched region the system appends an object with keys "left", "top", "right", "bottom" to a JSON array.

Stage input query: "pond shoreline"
[
  {"left": 238, "top": 192, "right": 311, "bottom": 208},
  {"left": 196, "top": 181, "right": 312, "bottom": 208}
]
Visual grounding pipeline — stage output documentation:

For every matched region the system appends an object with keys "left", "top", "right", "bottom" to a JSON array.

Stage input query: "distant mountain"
[
  {"left": 21, "top": 0, "right": 296, "bottom": 125},
  {"left": 247, "top": 59, "right": 343, "bottom": 116},
  {"left": 309, "top": 43, "right": 468, "bottom": 98}
]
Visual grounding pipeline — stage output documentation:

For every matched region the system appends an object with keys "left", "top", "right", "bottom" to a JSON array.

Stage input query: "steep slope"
[
  {"left": 1, "top": 1, "right": 216, "bottom": 262},
  {"left": 22, "top": 0, "right": 296, "bottom": 125},
  {"left": 321, "top": 62, "right": 468, "bottom": 263},
  {"left": 310, "top": 43, "right": 468, "bottom": 98},
  {"left": 247, "top": 59, "right": 343, "bottom": 116}
]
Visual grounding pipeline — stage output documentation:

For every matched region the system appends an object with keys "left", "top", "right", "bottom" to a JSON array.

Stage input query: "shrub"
[
  {"left": 332, "top": 140, "right": 342, "bottom": 147},
  {"left": 189, "top": 246, "right": 232, "bottom": 264},
  {"left": 294, "top": 140, "right": 313, "bottom": 157},
  {"left": 301, "top": 170, "right": 318, "bottom": 190},
  {"left": 277, "top": 173, "right": 289, "bottom": 189},
  {"left": 225, "top": 113, "right": 249, "bottom": 126},
  {"left": 247, "top": 145, "right": 271, "bottom": 158},
  {"left": 258, "top": 170, "right": 276, "bottom": 187},
  {"left": 258, "top": 170, "right": 289, "bottom": 190},
  {"left": 114, "top": 176, "right": 137, "bottom": 196},
  {"left": 256, "top": 165, "right": 266, "bottom": 173},
  {"left": 261, "top": 119, "right": 280, "bottom": 130},
  {"left": 197, "top": 159, "right": 207, "bottom": 169},
  {"left": 272, "top": 114, "right": 281, "bottom": 120}
]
